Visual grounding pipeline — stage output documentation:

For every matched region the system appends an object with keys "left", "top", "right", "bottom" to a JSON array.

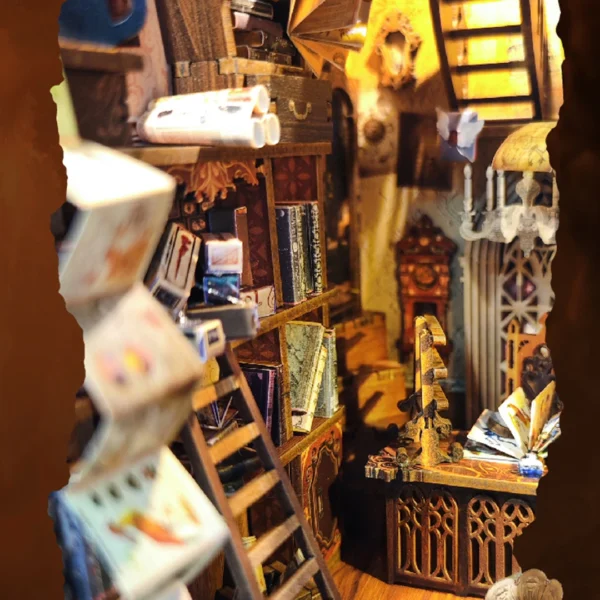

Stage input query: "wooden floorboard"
[{"left": 332, "top": 562, "right": 480, "bottom": 600}]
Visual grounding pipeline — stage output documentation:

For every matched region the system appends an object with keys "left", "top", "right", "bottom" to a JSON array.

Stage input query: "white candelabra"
[{"left": 460, "top": 165, "right": 559, "bottom": 257}]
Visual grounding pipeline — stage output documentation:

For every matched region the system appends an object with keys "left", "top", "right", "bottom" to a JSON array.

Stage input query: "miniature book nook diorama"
[{"left": 51, "top": 0, "right": 564, "bottom": 598}]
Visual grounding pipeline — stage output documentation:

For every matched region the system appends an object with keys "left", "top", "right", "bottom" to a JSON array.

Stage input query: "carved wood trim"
[{"left": 164, "top": 159, "right": 263, "bottom": 206}]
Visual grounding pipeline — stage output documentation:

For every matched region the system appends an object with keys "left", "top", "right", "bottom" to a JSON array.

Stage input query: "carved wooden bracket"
[
  {"left": 373, "top": 10, "right": 422, "bottom": 90},
  {"left": 486, "top": 569, "right": 563, "bottom": 600},
  {"left": 165, "top": 159, "right": 263, "bottom": 207}
]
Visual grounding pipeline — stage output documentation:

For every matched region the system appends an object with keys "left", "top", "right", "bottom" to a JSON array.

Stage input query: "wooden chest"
[
  {"left": 60, "top": 41, "right": 143, "bottom": 147},
  {"left": 246, "top": 75, "right": 332, "bottom": 144},
  {"left": 172, "top": 62, "right": 333, "bottom": 145},
  {"left": 335, "top": 311, "right": 389, "bottom": 374}
]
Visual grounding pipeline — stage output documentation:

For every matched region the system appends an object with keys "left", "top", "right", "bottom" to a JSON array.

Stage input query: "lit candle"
[
  {"left": 464, "top": 164, "right": 473, "bottom": 213},
  {"left": 497, "top": 170, "right": 506, "bottom": 208},
  {"left": 486, "top": 166, "right": 494, "bottom": 211}
]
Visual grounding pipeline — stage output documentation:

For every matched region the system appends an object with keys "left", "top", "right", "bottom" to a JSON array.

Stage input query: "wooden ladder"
[
  {"left": 181, "top": 345, "right": 340, "bottom": 600},
  {"left": 429, "top": 0, "right": 547, "bottom": 122}
]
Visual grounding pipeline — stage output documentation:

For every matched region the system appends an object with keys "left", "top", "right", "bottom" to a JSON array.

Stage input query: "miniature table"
[{"left": 365, "top": 434, "right": 540, "bottom": 597}]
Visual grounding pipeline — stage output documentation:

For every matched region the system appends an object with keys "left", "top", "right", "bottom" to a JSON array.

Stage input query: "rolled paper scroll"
[
  {"left": 261, "top": 113, "right": 281, "bottom": 146},
  {"left": 137, "top": 106, "right": 266, "bottom": 148},
  {"left": 147, "top": 85, "right": 270, "bottom": 117}
]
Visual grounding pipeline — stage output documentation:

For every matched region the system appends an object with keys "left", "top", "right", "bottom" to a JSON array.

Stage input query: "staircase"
[{"left": 430, "top": 0, "right": 548, "bottom": 122}]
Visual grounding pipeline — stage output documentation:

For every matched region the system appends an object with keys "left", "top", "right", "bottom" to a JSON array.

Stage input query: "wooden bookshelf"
[
  {"left": 278, "top": 407, "right": 345, "bottom": 466},
  {"left": 231, "top": 287, "right": 339, "bottom": 349},
  {"left": 119, "top": 142, "right": 332, "bottom": 165}
]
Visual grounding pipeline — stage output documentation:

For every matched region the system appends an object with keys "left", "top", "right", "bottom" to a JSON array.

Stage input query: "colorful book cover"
[
  {"left": 240, "top": 360, "right": 288, "bottom": 445},
  {"left": 208, "top": 207, "right": 254, "bottom": 288},
  {"left": 145, "top": 223, "right": 201, "bottom": 316},
  {"left": 62, "top": 448, "right": 229, "bottom": 600},
  {"left": 286, "top": 321, "right": 326, "bottom": 413},
  {"left": 83, "top": 284, "right": 203, "bottom": 416},
  {"left": 240, "top": 285, "right": 276, "bottom": 319},
  {"left": 59, "top": 141, "right": 175, "bottom": 307},
  {"left": 241, "top": 366, "right": 275, "bottom": 434},
  {"left": 293, "top": 343, "right": 328, "bottom": 433}
]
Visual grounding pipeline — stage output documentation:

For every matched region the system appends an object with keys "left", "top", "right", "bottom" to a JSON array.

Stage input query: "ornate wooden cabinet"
[
  {"left": 299, "top": 422, "right": 343, "bottom": 564},
  {"left": 365, "top": 438, "right": 538, "bottom": 597},
  {"left": 396, "top": 215, "right": 456, "bottom": 360}
]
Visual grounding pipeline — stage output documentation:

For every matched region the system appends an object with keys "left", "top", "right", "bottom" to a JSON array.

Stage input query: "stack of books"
[
  {"left": 185, "top": 205, "right": 276, "bottom": 321},
  {"left": 275, "top": 203, "right": 324, "bottom": 306},
  {"left": 231, "top": 0, "right": 298, "bottom": 66},
  {"left": 286, "top": 321, "right": 339, "bottom": 433}
]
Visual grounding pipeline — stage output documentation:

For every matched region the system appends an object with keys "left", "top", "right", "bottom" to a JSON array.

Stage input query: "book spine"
[
  {"left": 266, "top": 370, "right": 275, "bottom": 433},
  {"left": 307, "top": 202, "right": 324, "bottom": 294},
  {"left": 316, "top": 332, "right": 336, "bottom": 418},
  {"left": 298, "top": 205, "right": 314, "bottom": 294},
  {"left": 331, "top": 330, "right": 339, "bottom": 414},
  {"left": 291, "top": 206, "right": 307, "bottom": 301},
  {"left": 293, "top": 345, "right": 328, "bottom": 433},
  {"left": 276, "top": 207, "right": 305, "bottom": 304}
]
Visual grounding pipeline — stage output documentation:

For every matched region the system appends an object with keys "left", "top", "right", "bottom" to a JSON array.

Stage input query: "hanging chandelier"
[{"left": 460, "top": 121, "right": 559, "bottom": 257}]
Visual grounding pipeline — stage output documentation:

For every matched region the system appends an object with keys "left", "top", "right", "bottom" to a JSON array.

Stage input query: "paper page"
[
  {"left": 83, "top": 284, "right": 203, "bottom": 417},
  {"left": 467, "top": 409, "right": 525, "bottom": 459},
  {"left": 529, "top": 380, "right": 556, "bottom": 449},
  {"left": 498, "top": 387, "right": 531, "bottom": 456},
  {"left": 64, "top": 448, "right": 229, "bottom": 600}
]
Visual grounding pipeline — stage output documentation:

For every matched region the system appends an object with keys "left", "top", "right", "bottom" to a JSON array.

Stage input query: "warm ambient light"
[
  {"left": 461, "top": 121, "right": 559, "bottom": 256},
  {"left": 431, "top": 0, "right": 561, "bottom": 121}
]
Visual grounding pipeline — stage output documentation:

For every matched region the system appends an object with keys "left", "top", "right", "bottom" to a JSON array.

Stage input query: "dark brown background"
[{"left": 0, "top": 0, "right": 596, "bottom": 597}]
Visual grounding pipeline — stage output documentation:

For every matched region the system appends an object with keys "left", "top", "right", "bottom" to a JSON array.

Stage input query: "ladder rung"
[
  {"left": 444, "top": 25, "right": 522, "bottom": 39},
  {"left": 229, "top": 469, "right": 280, "bottom": 518},
  {"left": 268, "top": 558, "right": 320, "bottom": 600},
  {"left": 193, "top": 375, "right": 240, "bottom": 411},
  {"left": 209, "top": 422, "right": 261, "bottom": 465},
  {"left": 457, "top": 95, "right": 532, "bottom": 106},
  {"left": 248, "top": 515, "right": 301, "bottom": 570},
  {"left": 451, "top": 60, "right": 527, "bottom": 74}
]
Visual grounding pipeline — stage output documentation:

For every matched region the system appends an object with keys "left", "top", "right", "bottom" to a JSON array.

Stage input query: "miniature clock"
[
  {"left": 396, "top": 215, "right": 456, "bottom": 360},
  {"left": 412, "top": 263, "right": 438, "bottom": 290}
]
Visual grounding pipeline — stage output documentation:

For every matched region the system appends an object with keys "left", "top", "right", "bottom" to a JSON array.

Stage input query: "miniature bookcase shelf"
[{"left": 119, "top": 140, "right": 344, "bottom": 466}]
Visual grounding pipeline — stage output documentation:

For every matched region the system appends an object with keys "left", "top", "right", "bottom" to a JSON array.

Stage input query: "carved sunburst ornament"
[
  {"left": 486, "top": 570, "right": 563, "bottom": 600},
  {"left": 373, "top": 9, "right": 422, "bottom": 90}
]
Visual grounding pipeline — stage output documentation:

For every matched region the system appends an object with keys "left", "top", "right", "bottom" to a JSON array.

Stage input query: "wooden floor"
[{"left": 332, "top": 562, "right": 479, "bottom": 600}]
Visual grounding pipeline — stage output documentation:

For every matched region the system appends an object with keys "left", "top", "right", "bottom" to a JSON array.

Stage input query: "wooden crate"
[
  {"left": 335, "top": 311, "right": 388, "bottom": 374},
  {"left": 60, "top": 40, "right": 143, "bottom": 147},
  {"left": 354, "top": 360, "right": 407, "bottom": 429}
]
